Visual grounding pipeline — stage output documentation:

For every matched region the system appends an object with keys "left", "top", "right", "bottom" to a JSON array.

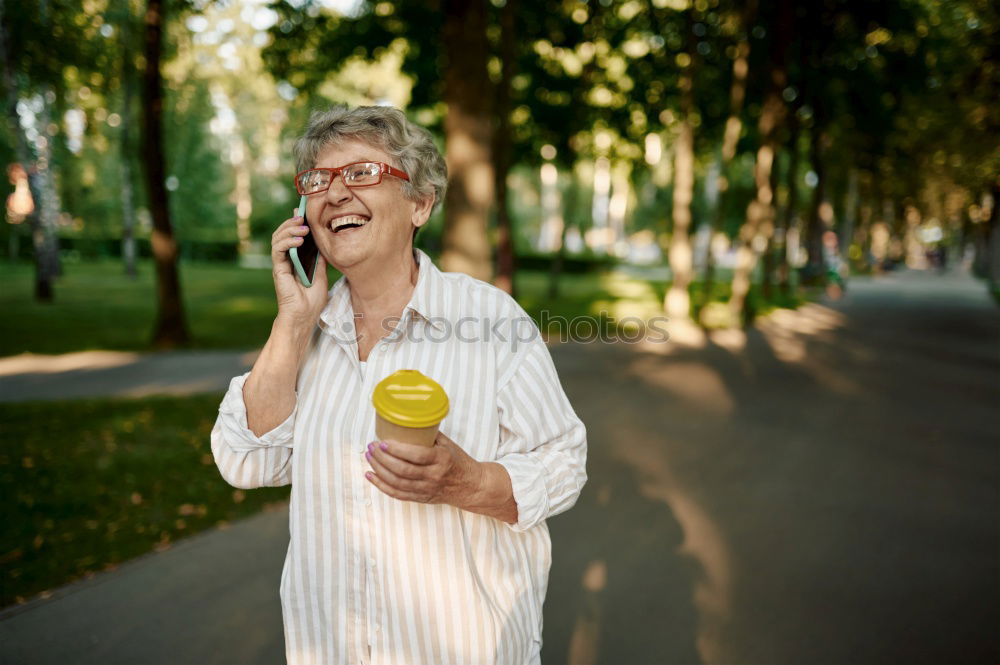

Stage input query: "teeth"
[{"left": 330, "top": 216, "right": 369, "bottom": 231}]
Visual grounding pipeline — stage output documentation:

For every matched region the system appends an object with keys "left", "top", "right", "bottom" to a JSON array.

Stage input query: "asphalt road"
[{"left": 1, "top": 269, "right": 997, "bottom": 665}]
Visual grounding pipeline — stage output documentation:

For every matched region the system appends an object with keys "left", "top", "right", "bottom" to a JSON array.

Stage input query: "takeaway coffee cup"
[{"left": 372, "top": 369, "right": 449, "bottom": 447}]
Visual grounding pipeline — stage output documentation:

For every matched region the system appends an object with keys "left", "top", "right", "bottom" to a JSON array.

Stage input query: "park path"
[
  {"left": 0, "top": 348, "right": 260, "bottom": 403},
  {"left": 1, "top": 269, "right": 998, "bottom": 664}
]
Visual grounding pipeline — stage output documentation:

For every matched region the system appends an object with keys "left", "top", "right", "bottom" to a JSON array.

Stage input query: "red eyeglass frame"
[{"left": 295, "top": 161, "right": 411, "bottom": 196}]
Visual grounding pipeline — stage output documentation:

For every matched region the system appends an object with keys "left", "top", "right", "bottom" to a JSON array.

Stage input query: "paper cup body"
[{"left": 374, "top": 412, "right": 440, "bottom": 447}]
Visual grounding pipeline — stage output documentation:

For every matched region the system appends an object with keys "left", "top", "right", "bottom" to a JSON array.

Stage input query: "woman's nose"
[{"left": 325, "top": 175, "right": 354, "bottom": 204}]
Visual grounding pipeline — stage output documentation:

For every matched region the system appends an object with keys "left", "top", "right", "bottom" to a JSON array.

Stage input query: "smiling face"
[{"left": 304, "top": 138, "right": 433, "bottom": 273}]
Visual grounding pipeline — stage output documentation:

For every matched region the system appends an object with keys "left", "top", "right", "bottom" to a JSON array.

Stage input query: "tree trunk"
[
  {"left": 761, "top": 147, "right": 782, "bottom": 301},
  {"left": 232, "top": 134, "right": 253, "bottom": 257},
  {"left": 142, "top": 0, "right": 189, "bottom": 348},
  {"left": 700, "top": 0, "right": 756, "bottom": 308},
  {"left": 664, "top": 12, "right": 697, "bottom": 321},
  {"left": 549, "top": 175, "right": 581, "bottom": 300},
  {"left": 727, "top": 0, "right": 792, "bottom": 324},
  {"left": 665, "top": 117, "right": 694, "bottom": 319},
  {"left": 802, "top": 120, "right": 828, "bottom": 284},
  {"left": 0, "top": 0, "right": 59, "bottom": 301},
  {"left": 777, "top": 114, "right": 799, "bottom": 295},
  {"left": 987, "top": 184, "right": 1000, "bottom": 289},
  {"left": 32, "top": 92, "right": 63, "bottom": 287},
  {"left": 841, "top": 168, "right": 859, "bottom": 267},
  {"left": 119, "top": 1, "right": 137, "bottom": 279},
  {"left": 492, "top": 0, "right": 516, "bottom": 296},
  {"left": 440, "top": 0, "right": 493, "bottom": 281}
]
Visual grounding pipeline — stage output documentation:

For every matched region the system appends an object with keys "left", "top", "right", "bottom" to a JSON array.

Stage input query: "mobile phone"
[{"left": 289, "top": 194, "right": 320, "bottom": 287}]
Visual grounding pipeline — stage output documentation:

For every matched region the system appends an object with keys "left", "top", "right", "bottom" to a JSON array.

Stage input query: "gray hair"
[{"left": 294, "top": 105, "right": 447, "bottom": 213}]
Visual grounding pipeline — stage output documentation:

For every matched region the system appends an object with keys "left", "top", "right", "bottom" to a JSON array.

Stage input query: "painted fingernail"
[
  {"left": 365, "top": 451, "right": 372, "bottom": 461},
  {"left": 379, "top": 441, "right": 389, "bottom": 451},
  {"left": 367, "top": 442, "right": 374, "bottom": 452},
  {"left": 365, "top": 472, "right": 374, "bottom": 481}
]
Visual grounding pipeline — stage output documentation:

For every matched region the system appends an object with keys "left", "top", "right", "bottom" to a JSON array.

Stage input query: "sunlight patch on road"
[
  {"left": 757, "top": 303, "right": 860, "bottom": 394},
  {"left": 566, "top": 559, "right": 607, "bottom": 665},
  {"left": 118, "top": 380, "right": 233, "bottom": 399},
  {"left": 613, "top": 431, "right": 735, "bottom": 665},
  {"left": 629, "top": 358, "right": 735, "bottom": 416},
  {"left": 0, "top": 351, "right": 141, "bottom": 377},
  {"left": 650, "top": 484, "right": 734, "bottom": 665},
  {"left": 707, "top": 328, "right": 747, "bottom": 351},
  {"left": 240, "top": 349, "right": 262, "bottom": 365}
]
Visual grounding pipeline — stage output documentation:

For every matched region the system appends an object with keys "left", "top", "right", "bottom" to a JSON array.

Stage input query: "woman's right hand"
[{"left": 271, "top": 209, "right": 329, "bottom": 330}]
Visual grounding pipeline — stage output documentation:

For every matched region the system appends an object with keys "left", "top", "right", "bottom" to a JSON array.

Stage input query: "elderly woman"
[{"left": 211, "top": 105, "right": 587, "bottom": 665}]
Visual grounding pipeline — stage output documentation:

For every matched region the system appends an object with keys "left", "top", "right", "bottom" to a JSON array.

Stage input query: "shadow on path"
[
  {"left": 542, "top": 270, "right": 999, "bottom": 664},
  {"left": 542, "top": 450, "right": 699, "bottom": 665}
]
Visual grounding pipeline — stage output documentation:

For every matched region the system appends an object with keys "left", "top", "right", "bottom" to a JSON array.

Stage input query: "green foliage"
[
  {"left": 2, "top": 0, "right": 104, "bottom": 95},
  {"left": 265, "top": 0, "right": 443, "bottom": 110},
  {"left": 0, "top": 393, "right": 290, "bottom": 607},
  {"left": 1, "top": 0, "right": 995, "bottom": 317},
  {"left": 165, "top": 79, "right": 234, "bottom": 238}
]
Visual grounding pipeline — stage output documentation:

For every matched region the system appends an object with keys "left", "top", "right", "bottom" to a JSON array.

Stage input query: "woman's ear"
[{"left": 410, "top": 195, "right": 435, "bottom": 229}]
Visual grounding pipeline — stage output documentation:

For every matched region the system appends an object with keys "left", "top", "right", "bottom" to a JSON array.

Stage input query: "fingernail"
[
  {"left": 367, "top": 442, "right": 374, "bottom": 453},
  {"left": 365, "top": 451, "right": 372, "bottom": 461},
  {"left": 379, "top": 441, "right": 389, "bottom": 451},
  {"left": 365, "top": 472, "right": 374, "bottom": 480}
]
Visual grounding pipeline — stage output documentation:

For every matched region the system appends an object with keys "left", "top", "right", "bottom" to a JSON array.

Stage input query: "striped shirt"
[{"left": 211, "top": 248, "right": 588, "bottom": 665}]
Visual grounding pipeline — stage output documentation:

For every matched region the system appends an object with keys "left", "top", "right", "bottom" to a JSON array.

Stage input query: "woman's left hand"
[{"left": 364, "top": 432, "right": 484, "bottom": 507}]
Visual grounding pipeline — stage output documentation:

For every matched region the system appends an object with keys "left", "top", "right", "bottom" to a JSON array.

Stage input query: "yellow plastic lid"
[{"left": 372, "top": 369, "right": 449, "bottom": 428}]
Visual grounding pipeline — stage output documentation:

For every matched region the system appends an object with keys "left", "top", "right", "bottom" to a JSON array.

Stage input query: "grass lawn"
[
  {"left": 0, "top": 260, "right": 287, "bottom": 356},
  {"left": 1, "top": 258, "right": 802, "bottom": 356},
  {"left": 0, "top": 393, "right": 290, "bottom": 608}
]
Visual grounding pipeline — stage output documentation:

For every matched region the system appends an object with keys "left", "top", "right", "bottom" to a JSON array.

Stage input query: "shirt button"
[{"left": 369, "top": 558, "right": 376, "bottom": 568}]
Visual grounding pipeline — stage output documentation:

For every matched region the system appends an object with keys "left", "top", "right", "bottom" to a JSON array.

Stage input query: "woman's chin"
[{"left": 324, "top": 243, "right": 373, "bottom": 271}]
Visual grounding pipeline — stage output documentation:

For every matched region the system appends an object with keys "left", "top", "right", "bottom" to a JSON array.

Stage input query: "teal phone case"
[{"left": 289, "top": 194, "right": 318, "bottom": 287}]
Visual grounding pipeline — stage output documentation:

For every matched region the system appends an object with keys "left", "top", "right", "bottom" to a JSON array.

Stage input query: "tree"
[
  {"left": 439, "top": 0, "right": 493, "bottom": 281},
  {"left": 492, "top": 0, "right": 517, "bottom": 296},
  {"left": 0, "top": 0, "right": 66, "bottom": 301},
  {"left": 700, "top": 0, "right": 757, "bottom": 311},
  {"left": 726, "top": 0, "right": 793, "bottom": 324},
  {"left": 663, "top": 10, "right": 696, "bottom": 322},
  {"left": 142, "top": 0, "right": 189, "bottom": 347},
  {"left": 108, "top": 0, "right": 140, "bottom": 278}
]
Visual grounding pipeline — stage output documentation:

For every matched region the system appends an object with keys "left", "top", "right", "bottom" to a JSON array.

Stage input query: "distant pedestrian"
[{"left": 823, "top": 230, "right": 847, "bottom": 298}]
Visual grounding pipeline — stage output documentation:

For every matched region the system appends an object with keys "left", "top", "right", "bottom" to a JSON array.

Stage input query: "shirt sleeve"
[
  {"left": 494, "top": 335, "right": 588, "bottom": 533},
  {"left": 211, "top": 371, "right": 296, "bottom": 489}
]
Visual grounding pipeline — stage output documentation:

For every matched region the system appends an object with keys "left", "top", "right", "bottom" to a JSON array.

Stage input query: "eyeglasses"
[{"left": 295, "top": 161, "right": 410, "bottom": 196}]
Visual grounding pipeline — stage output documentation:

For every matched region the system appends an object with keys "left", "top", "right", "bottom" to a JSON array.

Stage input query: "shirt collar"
[{"left": 318, "top": 248, "right": 448, "bottom": 334}]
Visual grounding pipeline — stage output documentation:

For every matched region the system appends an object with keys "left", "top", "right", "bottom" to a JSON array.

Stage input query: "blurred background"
[{"left": 0, "top": 0, "right": 997, "bottom": 663}]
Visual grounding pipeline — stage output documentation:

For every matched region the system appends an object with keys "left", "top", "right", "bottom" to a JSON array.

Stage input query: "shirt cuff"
[
  {"left": 217, "top": 372, "right": 297, "bottom": 451},
  {"left": 495, "top": 454, "right": 550, "bottom": 533}
]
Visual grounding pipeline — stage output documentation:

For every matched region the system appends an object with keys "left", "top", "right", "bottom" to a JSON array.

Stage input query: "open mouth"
[{"left": 328, "top": 215, "right": 371, "bottom": 233}]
